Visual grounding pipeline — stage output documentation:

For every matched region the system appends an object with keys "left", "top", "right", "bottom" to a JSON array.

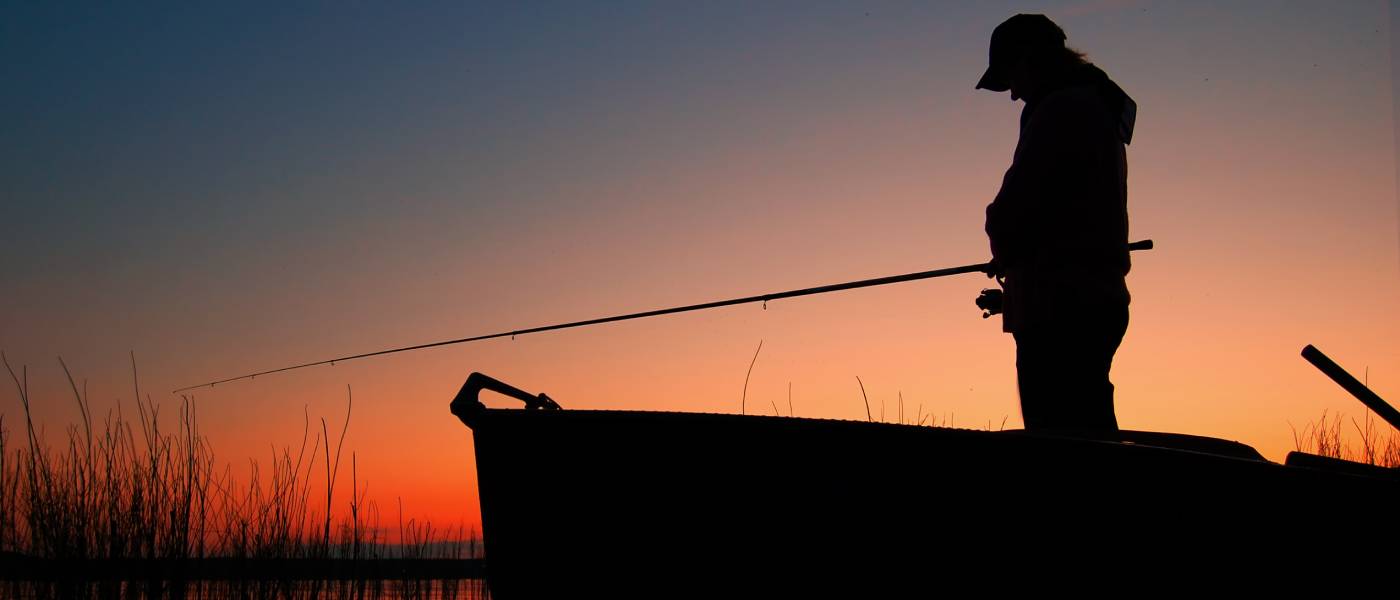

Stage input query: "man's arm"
[{"left": 985, "top": 92, "right": 1102, "bottom": 270}]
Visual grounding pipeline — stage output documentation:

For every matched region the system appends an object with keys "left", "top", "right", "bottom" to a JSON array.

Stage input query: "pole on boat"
[
  {"left": 1301, "top": 344, "right": 1400, "bottom": 435},
  {"left": 173, "top": 240, "right": 1155, "bottom": 393}
]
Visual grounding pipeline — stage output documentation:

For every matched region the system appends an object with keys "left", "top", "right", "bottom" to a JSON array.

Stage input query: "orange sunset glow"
[{"left": 3, "top": 1, "right": 1398, "bottom": 542}]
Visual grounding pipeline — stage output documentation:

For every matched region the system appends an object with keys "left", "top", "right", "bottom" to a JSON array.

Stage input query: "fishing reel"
[{"left": 975, "top": 288, "right": 1003, "bottom": 319}]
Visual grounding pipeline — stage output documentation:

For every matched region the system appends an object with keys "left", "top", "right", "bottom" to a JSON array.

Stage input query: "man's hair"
[
  {"left": 1020, "top": 45, "right": 1090, "bottom": 79},
  {"left": 1043, "top": 46, "right": 1089, "bottom": 68}
]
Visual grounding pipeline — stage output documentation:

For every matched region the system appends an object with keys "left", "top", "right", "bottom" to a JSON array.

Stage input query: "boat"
[{"left": 451, "top": 349, "right": 1399, "bottom": 596}]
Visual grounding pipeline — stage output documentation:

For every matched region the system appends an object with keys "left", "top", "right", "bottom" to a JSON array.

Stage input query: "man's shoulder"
[
  {"left": 1030, "top": 65, "right": 1136, "bottom": 144},
  {"left": 1033, "top": 84, "right": 1107, "bottom": 123},
  {"left": 1022, "top": 84, "right": 1122, "bottom": 147}
]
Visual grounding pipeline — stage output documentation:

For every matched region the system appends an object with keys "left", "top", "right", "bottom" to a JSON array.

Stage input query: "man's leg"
[
  {"left": 1062, "top": 305, "right": 1126, "bottom": 432},
  {"left": 1014, "top": 305, "right": 1127, "bottom": 432},
  {"left": 1013, "top": 331, "right": 1038, "bottom": 428},
  {"left": 1014, "top": 328, "right": 1063, "bottom": 430}
]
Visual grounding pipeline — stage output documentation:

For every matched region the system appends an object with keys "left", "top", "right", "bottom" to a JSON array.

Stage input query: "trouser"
[{"left": 1012, "top": 303, "right": 1128, "bottom": 432}]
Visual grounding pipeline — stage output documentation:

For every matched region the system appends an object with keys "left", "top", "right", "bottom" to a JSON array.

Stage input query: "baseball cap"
[{"left": 975, "top": 14, "right": 1068, "bottom": 92}]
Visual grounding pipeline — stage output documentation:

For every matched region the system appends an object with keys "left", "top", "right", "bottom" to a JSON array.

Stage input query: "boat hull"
[{"left": 461, "top": 406, "right": 1397, "bottom": 595}]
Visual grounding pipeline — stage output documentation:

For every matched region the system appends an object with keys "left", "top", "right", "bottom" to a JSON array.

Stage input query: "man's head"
[{"left": 975, "top": 14, "right": 1074, "bottom": 101}]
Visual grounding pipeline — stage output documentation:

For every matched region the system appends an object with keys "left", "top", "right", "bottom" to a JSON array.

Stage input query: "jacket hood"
[{"left": 1079, "top": 64, "right": 1136, "bottom": 145}]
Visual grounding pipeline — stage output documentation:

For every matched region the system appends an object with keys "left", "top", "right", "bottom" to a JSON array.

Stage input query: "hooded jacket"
[{"left": 985, "top": 62, "right": 1136, "bottom": 333}]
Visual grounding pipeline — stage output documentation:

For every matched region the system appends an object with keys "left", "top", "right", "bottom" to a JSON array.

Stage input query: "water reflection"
[{"left": 5, "top": 578, "right": 489, "bottom": 599}]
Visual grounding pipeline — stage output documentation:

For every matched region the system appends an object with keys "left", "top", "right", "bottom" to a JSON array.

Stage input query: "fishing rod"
[{"left": 174, "top": 239, "right": 1154, "bottom": 393}]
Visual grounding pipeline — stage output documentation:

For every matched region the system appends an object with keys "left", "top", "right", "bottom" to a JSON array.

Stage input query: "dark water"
[{"left": 6, "top": 579, "right": 489, "bottom": 599}]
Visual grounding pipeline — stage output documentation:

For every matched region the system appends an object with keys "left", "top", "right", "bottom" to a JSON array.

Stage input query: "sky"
[{"left": 3, "top": 1, "right": 1398, "bottom": 534}]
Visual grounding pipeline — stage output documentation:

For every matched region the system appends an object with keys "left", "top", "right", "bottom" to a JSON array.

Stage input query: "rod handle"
[{"left": 1302, "top": 345, "right": 1400, "bottom": 435}]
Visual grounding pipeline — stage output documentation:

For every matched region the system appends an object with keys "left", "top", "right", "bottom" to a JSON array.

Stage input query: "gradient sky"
[{"left": 4, "top": 1, "right": 1398, "bottom": 534}]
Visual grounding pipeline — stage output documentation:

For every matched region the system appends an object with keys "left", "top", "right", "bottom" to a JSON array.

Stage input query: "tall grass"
[
  {"left": 1291, "top": 409, "right": 1400, "bottom": 468},
  {"left": 0, "top": 353, "right": 485, "bottom": 598}
]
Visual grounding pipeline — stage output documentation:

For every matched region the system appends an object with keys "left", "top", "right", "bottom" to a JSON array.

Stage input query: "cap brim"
[{"left": 976, "top": 66, "right": 1009, "bottom": 92}]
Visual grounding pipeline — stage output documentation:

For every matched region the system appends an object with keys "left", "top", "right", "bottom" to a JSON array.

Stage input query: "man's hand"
[
  {"left": 983, "top": 258, "right": 1004, "bottom": 278},
  {"left": 975, "top": 288, "right": 1004, "bottom": 319}
]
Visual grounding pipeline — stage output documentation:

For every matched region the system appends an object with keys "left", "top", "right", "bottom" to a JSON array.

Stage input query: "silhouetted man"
[{"left": 976, "top": 14, "right": 1135, "bottom": 432}]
